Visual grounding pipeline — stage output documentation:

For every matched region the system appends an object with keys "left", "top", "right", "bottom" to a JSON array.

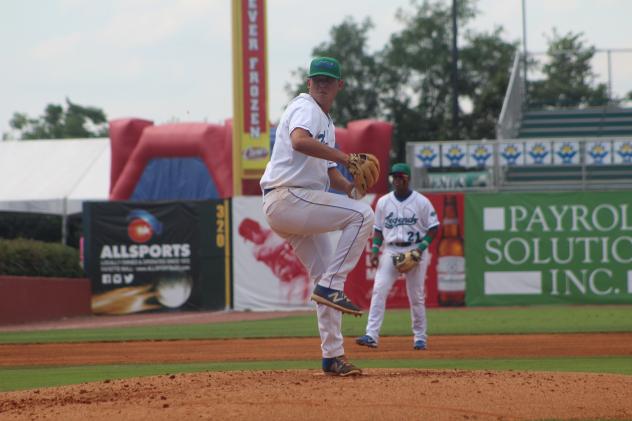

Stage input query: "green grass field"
[
  {"left": 1, "top": 305, "right": 631, "bottom": 392},
  {"left": 2, "top": 305, "right": 632, "bottom": 344}
]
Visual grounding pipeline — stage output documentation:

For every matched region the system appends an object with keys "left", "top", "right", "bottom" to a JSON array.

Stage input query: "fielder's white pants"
[
  {"left": 365, "top": 246, "right": 429, "bottom": 345},
  {"left": 263, "top": 187, "right": 374, "bottom": 358}
]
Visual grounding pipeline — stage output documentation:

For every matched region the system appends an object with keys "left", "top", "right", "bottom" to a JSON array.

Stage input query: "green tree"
[
  {"left": 283, "top": 0, "right": 517, "bottom": 155},
  {"left": 528, "top": 30, "right": 609, "bottom": 108},
  {"left": 378, "top": 0, "right": 480, "bottom": 158},
  {"left": 6, "top": 98, "right": 108, "bottom": 140},
  {"left": 285, "top": 17, "right": 381, "bottom": 127},
  {"left": 285, "top": 0, "right": 609, "bottom": 161}
]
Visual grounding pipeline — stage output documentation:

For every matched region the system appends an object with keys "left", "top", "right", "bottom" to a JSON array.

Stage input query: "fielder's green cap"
[
  {"left": 308, "top": 57, "right": 342, "bottom": 80},
  {"left": 389, "top": 162, "right": 411, "bottom": 177}
]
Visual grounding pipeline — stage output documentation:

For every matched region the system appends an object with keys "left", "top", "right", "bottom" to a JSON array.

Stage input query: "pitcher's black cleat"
[{"left": 322, "top": 355, "right": 362, "bottom": 376}]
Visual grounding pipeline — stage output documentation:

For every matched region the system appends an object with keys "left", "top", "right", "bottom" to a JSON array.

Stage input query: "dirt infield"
[
  {"left": 1, "top": 312, "right": 632, "bottom": 420},
  {"left": 1, "top": 333, "right": 632, "bottom": 367}
]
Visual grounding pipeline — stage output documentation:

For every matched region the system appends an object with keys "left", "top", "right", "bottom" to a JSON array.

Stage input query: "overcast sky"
[{"left": 2, "top": 0, "right": 632, "bottom": 138}]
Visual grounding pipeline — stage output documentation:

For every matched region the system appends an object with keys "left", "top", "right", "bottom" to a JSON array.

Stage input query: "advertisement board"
[
  {"left": 84, "top": 200, "right": 230, "bottom": 314},
  {"left": 427, "top": 171, "right": 491, "bottom": 189},
  {"left": 232, "top": 0, "right": 270, "bottom": 181},
  {"left": 344, "top": 192, "right": 466, "bottom": 309},
  {"left": 232, "top": 196, "right": 315, "bottom": 310},
  {"left": 465, "top": 191, "right": 632, "bottom": 305},
  {"left": 232, "top": 192, "right": 466, "bottom": 311}
]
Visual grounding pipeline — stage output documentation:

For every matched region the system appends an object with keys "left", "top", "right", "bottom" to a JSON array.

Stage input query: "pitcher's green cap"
[
  {"left": 389, "top": 163, "right": 411, "bottom": 177},
  {"left": 308, "top": 57, "right": 341, "bottom": 80}
]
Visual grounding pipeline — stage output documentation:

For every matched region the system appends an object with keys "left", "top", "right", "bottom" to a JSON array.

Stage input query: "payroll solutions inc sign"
[{"left": 465, "top": 192, "right": 632, "bottom": 306}]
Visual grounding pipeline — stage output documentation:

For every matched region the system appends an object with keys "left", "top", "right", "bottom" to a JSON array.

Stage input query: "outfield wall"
[
  {"left": 465, "top": 191, "right": 632, "bottom": 306},
  {"left": 232, "top": 190, "right": 632, "bottom": 309},
  {"left": 231, "top": 193, "right": 466, "bottom": 311},
  {"left": 0, "top": 276, "right": 91, "bottom": 324},
  {"left": 75, "top": 190, "right": 632, "bottom": 316}
]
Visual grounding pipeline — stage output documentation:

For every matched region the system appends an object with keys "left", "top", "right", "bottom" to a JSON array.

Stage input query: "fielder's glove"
[
  {"left": 392, "top": 249, "right": 422, "bottom": 273},
  {"left": 347, "top": 153, "right": 380, "bottom": 199}
]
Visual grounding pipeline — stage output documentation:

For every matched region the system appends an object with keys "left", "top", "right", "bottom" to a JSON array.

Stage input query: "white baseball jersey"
[
  {"left": 260, "top": 93, "right": 337, "bottom": 192},
  {"left": 363, "top": 190, "right": 439, "bottom": 346},
  {"left": 374, "top": 191, "right": 439, "bottom": 244}
]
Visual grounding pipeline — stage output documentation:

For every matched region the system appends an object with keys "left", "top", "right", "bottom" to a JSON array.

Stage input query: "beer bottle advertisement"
[{"left": 437, "top": 193, "right": 466, "bottom": 306}]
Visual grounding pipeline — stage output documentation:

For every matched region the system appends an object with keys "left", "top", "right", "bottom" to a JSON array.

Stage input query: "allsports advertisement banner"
[
  {"left": 83, "top": 200, "right": 231, "bottom": 314},
  {"left": 465, "top": 191, "right": 632, "bottom": 305}
]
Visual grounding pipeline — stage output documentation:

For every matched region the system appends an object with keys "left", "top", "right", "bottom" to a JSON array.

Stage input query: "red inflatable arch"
[
  {"left": 108, "top": 118, "right": 392, "bottom": 199},
  {"left": 109, "top": 119, "right": 233, "bottom": 199}
]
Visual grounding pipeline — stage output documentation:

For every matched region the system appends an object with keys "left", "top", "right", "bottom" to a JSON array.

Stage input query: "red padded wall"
[{"left": 0, "top": 276, "right": 91, "bottom": 324}]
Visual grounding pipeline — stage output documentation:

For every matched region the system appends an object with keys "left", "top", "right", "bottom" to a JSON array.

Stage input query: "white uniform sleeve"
[
  {"left": 288, "top": 101, "right": 319, "bottom": 139},
  {"left": 374, "top": 196, "right": 385, "bottom": 231},
  {"left": 422, "top": 197, "right": 440, "bottom": 231},
  {"left": 288, "top": 99, "right": 337, "bottom": 170}
]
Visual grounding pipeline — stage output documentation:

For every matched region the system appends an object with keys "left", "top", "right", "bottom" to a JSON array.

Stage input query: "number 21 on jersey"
[{"left": 407, "top": 232, "right": 421, "bottom": 243}]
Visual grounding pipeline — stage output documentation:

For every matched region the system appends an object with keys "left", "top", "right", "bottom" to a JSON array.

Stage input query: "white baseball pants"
[
  {"left": 365, "top": 246, "right": 429, "bottom": 345},
  {"left": 263, "top": 187, "right": 374, "bottom": 357}
]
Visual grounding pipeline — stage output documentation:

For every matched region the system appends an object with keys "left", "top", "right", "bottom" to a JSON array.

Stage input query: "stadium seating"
[
  {"left": 518, "top": 106, "right": 632, "bottom": 138},
  {"left": 502, "top": 164, "right": 632, "bottom": 189},
  {"left": 491, "top": 105, "right": 632, "bottom": 190}
]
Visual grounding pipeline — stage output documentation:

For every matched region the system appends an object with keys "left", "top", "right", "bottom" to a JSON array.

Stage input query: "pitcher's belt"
[{"left": 263, "top": 186, "right": 299, "bottom": 196}]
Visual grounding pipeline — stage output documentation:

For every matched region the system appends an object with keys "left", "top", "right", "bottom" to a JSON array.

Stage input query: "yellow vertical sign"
[{"left": 232, "top": 0, "right": 270, "bottom": 194}]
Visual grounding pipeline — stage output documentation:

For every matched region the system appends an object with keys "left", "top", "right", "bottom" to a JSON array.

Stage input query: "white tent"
[{"left": 0, "top": 138, "right": 110, "bottom": 216}]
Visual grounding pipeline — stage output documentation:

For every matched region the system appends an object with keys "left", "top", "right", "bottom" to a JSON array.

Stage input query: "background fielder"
[{"left": 356, "top": 162, "right": 439, "bottom": 350}]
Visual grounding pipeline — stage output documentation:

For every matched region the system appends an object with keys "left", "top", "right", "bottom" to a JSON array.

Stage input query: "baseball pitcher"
[{"left": 260, "top": 57, "right": 380, "bottom": 376}]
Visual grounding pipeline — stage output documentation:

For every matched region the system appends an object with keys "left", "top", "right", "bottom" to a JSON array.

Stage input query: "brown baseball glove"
[
  {"left": 347, "top": 153, "right": 380, "bottom": 198},
  {"left": 392, "top": 249, "right": 422, "bottom": 273}
]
